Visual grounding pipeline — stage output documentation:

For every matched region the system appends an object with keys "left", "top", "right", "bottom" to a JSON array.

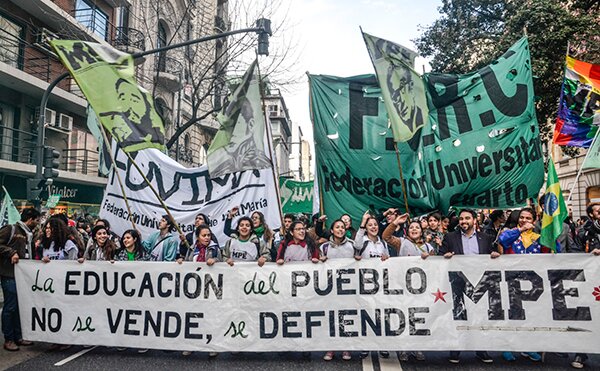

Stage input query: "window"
[
  {"left": 0, "top": 13, "right": 24, "bottom": 69},
  {"left": 588, "top": 186, "right": 600, "bottom": 204},
  {"left": 268, "top": 104, "right": 278, "bottom": 117},
  {"left": 157, "top": 22, "right": 168, "bottom": 72},
  {"left": 75, "top": 0, "right": 109, "bottom": 40}
]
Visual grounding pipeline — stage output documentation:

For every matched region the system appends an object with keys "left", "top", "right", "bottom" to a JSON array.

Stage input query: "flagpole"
[
  {"left": 99, "top": 126, "right": 137, "bottom": 231},
  {"left": 257, "top": 59, "right": 284, "bottom": 228},
  {"left": 122, "top": 151, "right": 190, "bottom": 250},
  {"left": 393, "top": 143, "right": 411, "bottom": 215},
  {"left": 567, "top": 129, "right": 600, "bottom": 203},
  {"left": 306, "top": 72, "right": 325, "bottom": 217}
]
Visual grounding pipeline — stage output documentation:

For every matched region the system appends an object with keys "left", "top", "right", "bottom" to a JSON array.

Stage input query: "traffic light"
[
  {"left": 256, "top": 18, "right": 271, "bottom": 56},
  {"left": 43, "top": 146, "right": 60, "bottom": 180}
]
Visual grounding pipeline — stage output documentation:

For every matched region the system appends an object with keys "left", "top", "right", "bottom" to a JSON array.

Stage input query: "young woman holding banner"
[
  {"left": 356, "top": 211, "right": 397, "bottom": 260},
  {"left": 223, "top": 207, "right": 274, "bottom": 248},
  {"left": 80, "top": 225, "right": 116, "bottom": 262},
  {"left": 36, "top": 217, "right": 77, "bottom": 351},
  {"left": 382, "top": 212, "right": 431, "bottom": 362},
  {"left": 318, "top": 217, "right": 355, "bottom": 361},
  {"left": 177, "top": 224, "right": 221, "bottom": 265},
  {"left": 222, "top": 217, "right": 270, "bottom": 266},
  {"left": 37, "top": 218, "right": 78, "bottom": 262},
  {"left": 114, "top": 229, "right": 149, "bottom": 261},
  {"left": 276, "top": 220, "right": 320, "bottom": 264},
  {"left": 355, "top": 211, "right": 396, "bottom": 360}
]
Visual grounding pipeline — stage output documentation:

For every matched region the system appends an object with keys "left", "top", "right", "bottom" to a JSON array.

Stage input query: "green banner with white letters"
[
  {"left": 279, "top": 178, "right": 314, "bottom": 214},
  {"left": 310, "top": 37, "right": 543, "bottom": 227}
]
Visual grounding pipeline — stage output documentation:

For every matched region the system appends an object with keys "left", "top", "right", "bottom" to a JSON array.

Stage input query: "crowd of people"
[{"left": 1, "top": 203, "right": 599, "bottom": 368}]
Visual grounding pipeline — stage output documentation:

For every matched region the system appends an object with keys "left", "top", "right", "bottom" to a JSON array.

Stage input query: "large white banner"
[
  {"left": 15, "top": 255, "right": 600, "bottom": 352},
  {"left": 98, "top": 147, "right": 280, "bottom": 244}
]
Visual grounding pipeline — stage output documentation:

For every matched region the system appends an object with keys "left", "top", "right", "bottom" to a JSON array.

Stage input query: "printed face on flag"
[{"left": 50, "top": 40, "right": 166, "bottom": 153}]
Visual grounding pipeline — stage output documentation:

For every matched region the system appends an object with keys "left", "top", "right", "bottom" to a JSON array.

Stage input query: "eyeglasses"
[{"left": 294, "top": 227, "right": 306, "bottom": 231}]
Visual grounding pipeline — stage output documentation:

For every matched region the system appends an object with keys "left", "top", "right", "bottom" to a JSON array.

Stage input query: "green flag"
[
  {"left": 0, "top": 186, "right": 21, "bottom": 226},
  {"left": 310, "top": 37, "right": 543, "bottom": 225},
  {"left": 582, "top": 133, "right": 600, "bottom": 169},
  {"left": 50, "top": 40, "right": 165, "bottom": 153},
  {"left": 207, "top": 59, "right": 271, "bottom": 178},
  {"left": 280, "top": 178, "right": 313, "bottom": 214},
  {"left": 362, "top": 32, "right": 428, "bottom": 142},
  {"left": 540, "top": 156, "right": 568, "bottom": 252}
]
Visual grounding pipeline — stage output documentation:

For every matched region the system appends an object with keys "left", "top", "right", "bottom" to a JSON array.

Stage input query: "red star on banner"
[
  {"left": 593, "top": 287, "right": 600, "bottom": 301},
  {"left": 432, "top": 288, "right": 447, "bottom": 303}
]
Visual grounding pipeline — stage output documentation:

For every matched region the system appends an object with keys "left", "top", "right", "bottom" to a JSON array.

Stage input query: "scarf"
[
  {"left": 17, "top": 221, "right": 33, "bottom": 257},
  {"left": 194, "top": 243, "right": 208, "bottom": 262},
  {"left": 254, "top": 225, "right": 265, "bottom": 238}
]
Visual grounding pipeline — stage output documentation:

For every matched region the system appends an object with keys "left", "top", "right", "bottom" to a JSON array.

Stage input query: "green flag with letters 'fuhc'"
[
  {"left": 207, "top": 59, "right": 272, "bottom": 178},
  {"left": 50, "top": 40, "right": 165, "bottom": 153},
  {"left": 0, "top": 186, "right": 21, "bottom": 226},
  {"left": 362, "top": 31, "right": 428, "bottom": 142},
  {"left": 540, "top": 156, "right": 567, "bottom": 252}
]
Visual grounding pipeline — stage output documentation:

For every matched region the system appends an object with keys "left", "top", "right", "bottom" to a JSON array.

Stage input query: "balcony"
[
  {"left": 0, "top": 124, "right": 104, "bottom": 178},
  {"left": 111, "top": 27, "right": 146, "bottom": 63},
  {"left": 0, "top": 125, "right": 37, "bottom": 165},
  {"left": 0, "top": 28, "right": 72, "bottom": 91},
  {"left": 62, "top": 148, "right": 100, "bottom": 176},
  {"left": 154, "top": 54, "right": 183, "bottom": 91}
]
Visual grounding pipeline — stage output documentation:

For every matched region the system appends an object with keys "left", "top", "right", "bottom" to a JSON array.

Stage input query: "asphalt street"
[{"left": 2, "top": 344, "right": 598, "bottom": 371}]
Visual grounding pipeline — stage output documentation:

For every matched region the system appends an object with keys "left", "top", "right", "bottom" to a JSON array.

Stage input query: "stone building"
[{"left": 552, "top": 145, "right": 600, "bottom": 219}]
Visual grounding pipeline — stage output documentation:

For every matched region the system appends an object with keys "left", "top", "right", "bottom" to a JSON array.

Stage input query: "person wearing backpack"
[
  {"left": 318, "top": 217, "right": 355, "bottom": 362},
  {"left": 0, "top": 208, "right": 41, "bottom": 351},
  {"left": 354, "top": 211, "right": 396, "bottom": 360},
  {"left": 222, "top": 216, "right": 270, "bottom": 266}
]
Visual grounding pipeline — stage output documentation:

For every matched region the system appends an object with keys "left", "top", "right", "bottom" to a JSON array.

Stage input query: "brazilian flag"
[{"left": 540, "top": 156, "right": 567, "bottom": 252}]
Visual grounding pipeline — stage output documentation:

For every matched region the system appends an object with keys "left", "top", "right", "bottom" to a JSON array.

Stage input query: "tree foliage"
[{"left": 414, "top": 0, "right": 600, "bottom": 156}]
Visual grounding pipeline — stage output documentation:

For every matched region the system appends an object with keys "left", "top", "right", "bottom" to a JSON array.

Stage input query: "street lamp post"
[{"left": 29, "top": 19, "right": 272, "bottom": 209}]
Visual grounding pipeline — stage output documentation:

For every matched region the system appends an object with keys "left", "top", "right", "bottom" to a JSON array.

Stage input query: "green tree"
[{"left": 414, "top": 0, "right": 600, "bottom": 155}]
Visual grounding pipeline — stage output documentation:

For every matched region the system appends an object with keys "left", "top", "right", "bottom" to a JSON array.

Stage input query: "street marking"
[
  {"left": 362, "top": 352, "right": 374, "bottom": 371},
  {"left": 379, "top": 352, "right": 403, "bottom": 371},
  {"left": 54, "top": 346, "right": 97, "bottom": 366},
  {"left": 362, "top": 352, "right": 403, "bottom": 371}
]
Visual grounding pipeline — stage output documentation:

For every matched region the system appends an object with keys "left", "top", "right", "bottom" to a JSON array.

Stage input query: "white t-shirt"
[
  {"left": 320, "top": 239, "right": 354, "bottom": 259},
  {"left": 228, "top": 239, "right": 258, "bottom": 261},
  {"left": 282, "top": 242, "right": 311, "bottom": 262},
  {"left": 399, "top": 239, "right": 433, "bottom": 257},
  {"left": 42, "top": 240, "right": 78, "bottom": 260}
]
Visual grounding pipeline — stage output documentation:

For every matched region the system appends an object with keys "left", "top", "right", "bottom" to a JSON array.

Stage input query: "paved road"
[{"left": 2, "top": 344, "right": 597, "bottom": 370}]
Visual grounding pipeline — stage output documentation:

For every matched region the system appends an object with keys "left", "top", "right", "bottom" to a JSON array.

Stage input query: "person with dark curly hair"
[{"left": 37, "top": 217, "right": 78, "bottom": 262}]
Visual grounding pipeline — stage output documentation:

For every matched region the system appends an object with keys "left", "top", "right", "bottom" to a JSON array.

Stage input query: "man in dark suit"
[{"left": 439, "top": 209, "right": 500, "bottom": 364}]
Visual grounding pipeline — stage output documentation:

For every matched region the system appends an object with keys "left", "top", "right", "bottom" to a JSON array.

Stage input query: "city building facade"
[
  {"left": 553, "top": 145, "right": 600, "bottom": 220},
  {"left": 0, "top": 0, "right": 228, "bottom": 216}
]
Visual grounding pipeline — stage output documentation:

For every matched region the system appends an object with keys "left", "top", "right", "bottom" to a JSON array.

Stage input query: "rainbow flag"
[{"left": 553, "top": 56, "right": 600, "bottom": 148}]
